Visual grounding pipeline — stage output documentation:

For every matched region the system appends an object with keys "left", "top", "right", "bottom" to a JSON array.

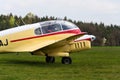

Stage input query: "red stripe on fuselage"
[{"left": 11, "top": 29, "right": 85, "bottom": 43}]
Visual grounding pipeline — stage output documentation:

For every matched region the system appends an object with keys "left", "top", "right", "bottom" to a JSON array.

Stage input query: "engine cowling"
[{"left": 69, "top": 40, "right": 91, "bottom": 52}]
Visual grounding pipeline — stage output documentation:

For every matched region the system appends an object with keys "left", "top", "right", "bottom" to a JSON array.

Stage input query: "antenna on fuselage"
[
  {"left": 15, "top": 23, "right": 19, "bottom": 26},
  {"left": 21, "top": 19, "right": 26, "bottom": 25},
  {"left": 15, "top": 19, "right": 26, "bottom": 27}
]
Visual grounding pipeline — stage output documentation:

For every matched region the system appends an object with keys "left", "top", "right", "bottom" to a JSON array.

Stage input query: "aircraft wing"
[
  {"left": 1, "top": 32, "right": 86, "bottom": 52},
  {"left": 33, "top": 32, "right": 86, "bottom": 52}
]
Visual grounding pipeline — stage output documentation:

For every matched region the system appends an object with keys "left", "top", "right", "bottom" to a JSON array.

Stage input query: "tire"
[
  {"left": 46, "top": 56, "right": 55, "bottom": 63},
  {"left": 62, "top": 57, "right": 72, "bottom": 64}
]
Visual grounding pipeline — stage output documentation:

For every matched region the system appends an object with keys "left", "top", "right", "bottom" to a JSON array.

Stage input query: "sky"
[{"left": 0, "top": 0, "right": 120, "bottom": 25}]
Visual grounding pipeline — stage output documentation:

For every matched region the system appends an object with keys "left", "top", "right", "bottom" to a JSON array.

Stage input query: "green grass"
[{"left": 0, "top": 47, "right": 120, "bottom": 80}]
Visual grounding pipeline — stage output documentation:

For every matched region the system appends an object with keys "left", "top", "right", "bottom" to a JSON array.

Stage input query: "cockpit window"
[
  {"left": 41, "top": 24, "right": 62, "bottom": 34},
  {"left": 35, "top": 27, "right": 42, "bottom": 35},
  {"left": 62, "top": 22, "right": 78, "bottom": 30}
]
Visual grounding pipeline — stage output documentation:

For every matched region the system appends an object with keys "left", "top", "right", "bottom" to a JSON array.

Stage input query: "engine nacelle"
[{"left": 32, "top": 40, "right": 91, "bottom": 57}]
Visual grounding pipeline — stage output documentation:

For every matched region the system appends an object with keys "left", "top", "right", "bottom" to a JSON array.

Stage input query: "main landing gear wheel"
[
  {"left": 46, "top": 56, "right": 55, "bottom": 63},
  {"left": 61, "top": 57, "right": 72, "bottom": 64}
]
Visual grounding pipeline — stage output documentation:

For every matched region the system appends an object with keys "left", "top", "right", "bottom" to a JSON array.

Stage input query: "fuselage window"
[
  {"left": 62, "top": 24, "right": 70, "bottom": 30},
  {"left": 42, "top": 24, "right": 62, "bottom": 34},
  {"left": 35, "top": 27, "right": 42, "bottom": 35},
  {"left": 62, "top": 22, "right": 78, "bottom": 30}
]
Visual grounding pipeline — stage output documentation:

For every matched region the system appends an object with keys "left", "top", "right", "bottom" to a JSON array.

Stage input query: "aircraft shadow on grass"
[{"left": 0, "top": 59, "right": 68, "bottom": 67}]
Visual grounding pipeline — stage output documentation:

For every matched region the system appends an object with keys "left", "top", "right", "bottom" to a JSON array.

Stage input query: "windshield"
[
  {"left": 61, "top": 21, "right": 78, "bottom": 30},
  {"left": 39, "top": 21, "right": 79, "bottom": 35}
]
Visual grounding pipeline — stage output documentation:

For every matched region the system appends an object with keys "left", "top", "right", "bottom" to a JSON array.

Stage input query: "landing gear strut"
[
  {"left": 61, "top": 57, "right": 72, "bottom": 64},
  {"left": 46, "top": 56, "right": 55, "bottom": 63}
]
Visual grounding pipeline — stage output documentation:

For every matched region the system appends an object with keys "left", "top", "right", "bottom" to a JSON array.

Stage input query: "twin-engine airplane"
[{"left": 0, "top": 20, "right": 95, "bottom": 64}]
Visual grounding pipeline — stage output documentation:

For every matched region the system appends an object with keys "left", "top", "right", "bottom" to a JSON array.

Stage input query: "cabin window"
[
  {"left": 62, "top": 24, "right": 70, "bottom": 30},
  {"left": 35, "top": 27, "right": 42, "bottom": 35},
  {"left": 41, "top": 24, "right": 62, "bottom": 34},
  {"left": 62, "top": 22, "right": 78, "bottom": 30}
]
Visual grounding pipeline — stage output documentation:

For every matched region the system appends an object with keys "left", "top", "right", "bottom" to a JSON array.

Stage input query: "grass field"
[{"left": 0, "top": 47, "right": 120, "bottom": 80}]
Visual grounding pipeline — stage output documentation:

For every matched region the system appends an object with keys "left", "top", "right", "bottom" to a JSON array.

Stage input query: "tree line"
[{"left": 0, "top": 13, "right": 120, "bottom": 46}]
